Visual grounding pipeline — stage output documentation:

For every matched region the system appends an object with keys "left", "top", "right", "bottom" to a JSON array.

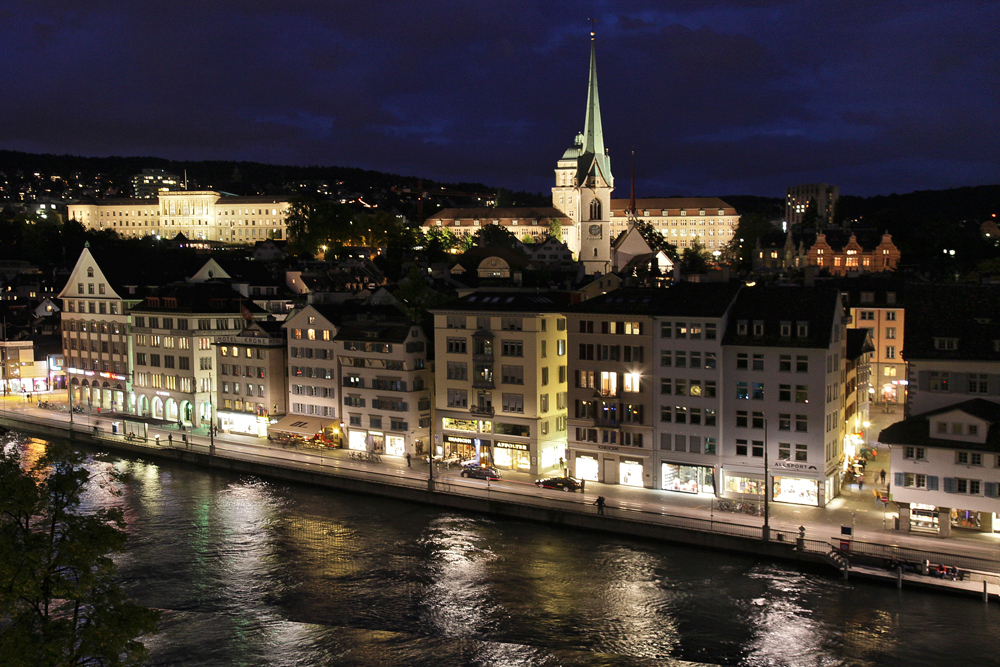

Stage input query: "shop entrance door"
[{"left": 603, "top": 457, "right": 616, "bottom": 484}]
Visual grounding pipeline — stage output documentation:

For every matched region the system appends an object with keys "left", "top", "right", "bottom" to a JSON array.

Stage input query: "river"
[{"left": 12, "top": 436, "right": 1000, "bottom": 667}]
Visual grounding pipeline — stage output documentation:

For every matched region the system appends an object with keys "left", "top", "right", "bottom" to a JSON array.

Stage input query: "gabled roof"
[
  {"left": 610, "top": 197, "right": 735, "bottom": 213},
  {"left": 878, "top": 398, "right": 1000, "bottom": 452}
]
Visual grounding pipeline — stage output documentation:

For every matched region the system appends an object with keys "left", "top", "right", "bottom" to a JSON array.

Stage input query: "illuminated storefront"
[
  {"left": 494, "top": 440, "right": 529, "bottom": 470},
  {"left": 772, "top": 476, "right": 819, "bottom": 505},
  {"left": 575, "top": 454, "right": 599, "bottom": 481},
  {"left": 723, "top": 466, "right": 822, "bottom": 507},
  {"left": 349, "top": 430, "right": 367, "bottom": 451},
  {"left": 619, "top": 458, "right": 644, "bottom": 487},
  {"left": 386, "top": 435, "right": 405, "bottom": 457},
  {"left": 661, "top": 463, "right": 715, "bottom": 494},
  {"left": 218, "top": 410, "right": 267, "bottom": 437}
]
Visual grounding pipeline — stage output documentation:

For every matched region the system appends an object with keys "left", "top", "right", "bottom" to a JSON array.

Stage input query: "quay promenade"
[{"left": 3, "top": 392, "right": 1000, "bottom": 601}]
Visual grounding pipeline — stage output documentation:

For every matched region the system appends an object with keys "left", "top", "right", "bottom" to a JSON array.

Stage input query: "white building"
[
  {"left": 68, "top": 191, "right": 291, "bottom": 243},
  {"left": 880, "top": 398, "right": 1000, "bottom": 536},
  {"left": 720, "top": 287, "right": 847, "bottom": 508},
  {"left": 903, "top": 283, "right": 1000, "bottom": 416}
]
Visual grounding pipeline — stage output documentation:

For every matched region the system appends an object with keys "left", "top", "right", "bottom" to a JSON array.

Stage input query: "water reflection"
[{"left": 7, "top": 435, "right": 1000, "bottom": 667}]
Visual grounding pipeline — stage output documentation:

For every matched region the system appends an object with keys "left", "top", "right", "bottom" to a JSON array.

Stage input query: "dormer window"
[
  {"left": 737, "top": 320, "right": 748, "bottom": 336},
  {"left": 933, "top": 337, "right": 958, "bottom": 350},
  {"left": 753, "top": 321, "right": 764, "bottom": 336},
  {"left": 780, "top": 321, "right": 791, "bottom": 337},
  {"left": 796, "top": 321, "right": 809, "bottom": 337}
]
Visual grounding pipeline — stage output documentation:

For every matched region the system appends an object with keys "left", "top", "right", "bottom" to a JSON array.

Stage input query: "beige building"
[
  {"left": 431, "top": 291, "right": 571, "bottom": 475},
  {"left": 214, "top": 321, "right": 288, "bottom": 437},
  {"left": 68, "top": 191, "right": 291, "bottom": 243},
  {"left": 609, "top": 198, "right": 739, "bottom": 251}
]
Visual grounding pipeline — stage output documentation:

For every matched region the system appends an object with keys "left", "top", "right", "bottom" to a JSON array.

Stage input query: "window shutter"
[
  {"left": 917, "top": 370, "right": 930, "bottom": 391},
  {"left": 989, "top": 375, "right": 1000, "bottom": 395},
  {"left": 943, "top": 477, "right": 956, "bottom": 493},
  {"left": 927, "top": 476, "right": 939, "bottom": 491},
  {"left": 894, "top": 472, "right": 905, "bottom": 487},
  {"left": 985, "top": 482, "right": 998, "bottom": 498}
]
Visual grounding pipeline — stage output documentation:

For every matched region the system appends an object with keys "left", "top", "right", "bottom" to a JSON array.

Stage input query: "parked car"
[
  {"left": 535, "top": 476, "right": 582, "bottom": 492},
  {"left": 461, "top": 466, "right": 502, "bottom": 480}
]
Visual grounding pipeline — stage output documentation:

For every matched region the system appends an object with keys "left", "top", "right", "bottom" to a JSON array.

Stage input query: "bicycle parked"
[
  {"left": 716, "top": 499, "right": 764, "bottom": 517},
  {"left": 349, "top": 451, "right": 382, "bottom": 464}
]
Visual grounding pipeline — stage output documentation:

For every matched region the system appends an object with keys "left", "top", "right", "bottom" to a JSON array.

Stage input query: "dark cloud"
[{"left": 0, "top": 0, "right": 996, "bottom": 197}]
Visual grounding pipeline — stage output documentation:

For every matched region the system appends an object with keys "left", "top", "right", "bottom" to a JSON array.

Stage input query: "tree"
[
  {"left": 632, "top": 220, "right": 679, "bottom": 261},
  {"left": 680, "top": 240, "right": 713, "bottom": 274},
  {"left": 471, "top": 223, "right": 519, "bottom": 250},
  {"left": 547, "top": 218, "right": 562, "bottom": 242},
  {"left": 0, "top": 443, "right": 160, "bottom": 666},
  {"left": 719, "top": 213, "right": 776, "bottom": 272}
]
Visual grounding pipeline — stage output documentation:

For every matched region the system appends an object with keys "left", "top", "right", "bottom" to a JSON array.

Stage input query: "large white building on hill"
[{"left": 68, "top": 191, "right": 291, "bottom": 244}]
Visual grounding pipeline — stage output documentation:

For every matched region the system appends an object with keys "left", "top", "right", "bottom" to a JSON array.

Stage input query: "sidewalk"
[{"left": 5, "top": 395, "right": 999, "bottom": 562}]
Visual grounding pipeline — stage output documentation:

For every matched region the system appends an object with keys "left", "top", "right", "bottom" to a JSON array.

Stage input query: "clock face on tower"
[{"left": 588, "top": 224, "right": 603, "bottom": 238}]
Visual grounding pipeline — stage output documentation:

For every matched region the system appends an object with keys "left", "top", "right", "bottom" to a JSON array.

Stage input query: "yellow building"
[{"left": 68, "top": 191, "right": 291, "bottom": 243}]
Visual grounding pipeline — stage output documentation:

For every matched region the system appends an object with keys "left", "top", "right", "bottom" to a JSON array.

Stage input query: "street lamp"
[{"left": 763, "top": 419, "right": 771, "bottom": 542}]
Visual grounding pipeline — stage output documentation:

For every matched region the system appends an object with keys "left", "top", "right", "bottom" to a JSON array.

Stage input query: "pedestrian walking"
[
  {"left": 880, "top": 469, "right": 886, "bottom": 485},
  {"left": 168, "top": 434, "right": 172, "bottom": 445},
  {"left": 594, "top": 496, "right": 606, "bottom": 515},
  {"left": 858, "top": 476, "right": 864, "bottom": 491},
  {"left": 406, "top": 452, "right": 411, "bottom": 467}
]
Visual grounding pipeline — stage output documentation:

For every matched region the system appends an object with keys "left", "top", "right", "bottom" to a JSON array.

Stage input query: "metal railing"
[{"left": 840, "top": 539, "right": 1000, "bottom": 574}]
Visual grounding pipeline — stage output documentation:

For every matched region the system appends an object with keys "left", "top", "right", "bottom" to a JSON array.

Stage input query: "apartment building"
[
  {"left": 214, "top": 320, "right": 287, "bottom": 437},
  {"left": 566, "top": 283, "right": 742, "bottom": 490},
  {"left": 880, "top": 398, "right": 1000, "bottom": 536},
  {"left": 904, "top": 283, "right": 1000, "bottom": 416},
  {"left": 278, "top": 303, "right": 432, "bottom": 458},
  {"left": 721, "top": 287, "right": 847, "bottom": 507},
  {"left": 841, "top": 279, "right": 906, "bottom": 407},
  {"left": 130, "top": 284, "right": 261, "bottom": 428},
  {"left": 57, "top": 245, "right": 142, "bottom": 411},
  {"left": 431, "top": 291, "right": 571, "bottom": 475}
]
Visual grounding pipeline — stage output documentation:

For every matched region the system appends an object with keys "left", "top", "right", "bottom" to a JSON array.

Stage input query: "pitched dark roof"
[
  {"left": 846, "top": 328, "right": 875, "bottom": 360},
  {"left": 878, "top": 398, "right": 1000, "bottom": 452},
  {"left": 132, "top": 282, "right": 267, "bottom": 314},
  {"left": 903, "top": 283, "right": 1000, "bottom": 361},
  {"left": 569, "top": 283, "right": 741, "bottom": 317},
  {"left": 434, "top": 290, "right": 572, "bottom": 313},
  {"left": 722, "top": 286, "right": 841, "bottom": 348}
]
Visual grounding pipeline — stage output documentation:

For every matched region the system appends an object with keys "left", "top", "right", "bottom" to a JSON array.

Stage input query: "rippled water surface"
[{"left": 17, "top": 438, "right": 1000, "bottom": 666}]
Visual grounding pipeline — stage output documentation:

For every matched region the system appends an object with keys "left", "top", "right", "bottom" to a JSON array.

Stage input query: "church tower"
[{"left": 552, "top": 30, "right": 614, "bottom": 275}]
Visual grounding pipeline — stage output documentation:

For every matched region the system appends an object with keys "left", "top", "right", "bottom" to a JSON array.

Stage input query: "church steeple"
[{"left": 576, "top": 30, "right": 612, "bottom": 187}]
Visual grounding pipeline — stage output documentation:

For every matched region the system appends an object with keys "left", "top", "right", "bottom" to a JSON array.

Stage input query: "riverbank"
[{"left": 4, "top": 407, "right": 1000, "bottom": 603}]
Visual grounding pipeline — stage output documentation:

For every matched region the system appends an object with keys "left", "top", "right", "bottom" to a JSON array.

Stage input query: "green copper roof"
[{"left": 577, "top": 37, "right": 612, "bottom": 187}]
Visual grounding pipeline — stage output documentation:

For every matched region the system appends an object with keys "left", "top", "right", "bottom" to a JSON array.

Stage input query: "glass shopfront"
[
  {"left": 349, "top": 430, "right": 367, "bottom": 451},
  {"left": 725, "top": 474, "right": 764, "bottom": 496},
  {"left": 619, "top": 459, "right": 644, "bottom": 487},
  {"left": 910, "top": 503, "right": 938, "bottom": 531},
  {"left": 772, "top": 476, "right": 819, "bottom": 506},
  {"left": 386, "top": 435, "right": 405, "bottom": 457},
  {"left": 494, "top": 441, "right": 529, "bottom": 470},
  {"left": 444, "top": 435, "right": 476, "bottom": 460},
  {"left": 576, "top": 455, "right": 599, "bottom": 481},
  {"left": 662, "top": 463, "right": 715, "bottom": 494}
]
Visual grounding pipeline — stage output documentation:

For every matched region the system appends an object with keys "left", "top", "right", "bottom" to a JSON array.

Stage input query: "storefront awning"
[{"left": 268, "top": 415, "right": 334, "bottom": 436}]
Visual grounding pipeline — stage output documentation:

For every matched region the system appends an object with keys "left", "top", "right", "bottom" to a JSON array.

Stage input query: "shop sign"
[
  {"left": 445, "top": 435, "right": 473, "bottom": 445},
  {"left": 495, "top": 441, "right": 528, "bottom": 451},
  {"left": 598, "top": 445, "right": 619, "bottom": 451},
  {"left": 773, "top": 459, "right": 818, "bottom": 472}
]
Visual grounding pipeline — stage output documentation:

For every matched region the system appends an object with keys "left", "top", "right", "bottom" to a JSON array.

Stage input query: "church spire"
[{"left": 577, "top": 28, "right": 612, "bottom": 187}]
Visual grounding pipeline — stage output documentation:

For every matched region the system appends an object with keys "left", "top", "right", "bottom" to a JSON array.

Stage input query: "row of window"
[
  {"left": 222, "top": 382, "right": 268, "bottom": 397},
  {"left": 659, "top": 434, "right": 718, "bottom": 454},
  {"left": 929, "top": 372, "right": 993, "bottom": 393},
  {"left": 63, "top": 320, "right": 124, "bottom": 334},
  {"left": 135, "top": 353, "right": 193, "bottom": 370},
  {"left": 66, "top": 300, "right": 121, "bottom": 315},
  {"left": 897, "top": 473, "right": 998, "bottom": 497},
  {"left": 735, "top": 383, "right": 809, "bottom": 402},
  {"left": 660, "top": 350, "right": 717, "bottom": 369}
]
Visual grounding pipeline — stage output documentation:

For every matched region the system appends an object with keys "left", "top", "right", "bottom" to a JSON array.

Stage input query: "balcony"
[
  {"left": 472, "top": 378, "right": 495, "bottom": 389},
  {"left": 594, "top": 388, "right": 618, "bottom": 399},
  {"left": 470, "top": 404, "right": 495, "bottom": 417}
]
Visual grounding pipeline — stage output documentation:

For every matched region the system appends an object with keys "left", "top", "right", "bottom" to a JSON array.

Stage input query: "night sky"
[{"left": 1, "top": 1, "right": 997, "bottom": 198}]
